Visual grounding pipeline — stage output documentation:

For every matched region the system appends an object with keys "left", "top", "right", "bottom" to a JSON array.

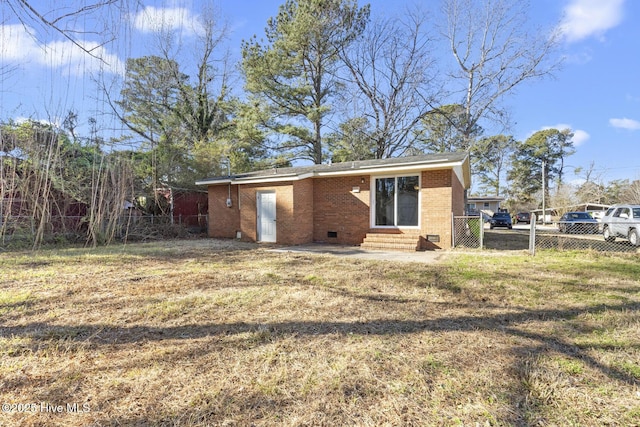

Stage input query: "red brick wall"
[
  {"left": 420, "top": 169, "right": 454, "bottom": 250},
  {"left": 237, "top": 181, "right": 313, "bottom": 245},
  {"left": 313, "top": 176, "right": 370, "bottom": 245},
  {"left": 291, "top": 179, "right": 314, "bottom": 244},
  {"left": 238, "top": 184, "right": 259, "bottom": 242},
  {"left": 206, "top": 168, "right": 465, "bottom": 249},
  {"left": 239, "top": 183, "right": 286, "bottom": 243},
  {"left": 207, "top": 185, "right": 240, "bottom": 239}
]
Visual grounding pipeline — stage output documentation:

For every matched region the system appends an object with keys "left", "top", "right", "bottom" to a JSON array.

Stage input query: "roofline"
[
  {"left": 467, "top": 196, "right": 505, "bottom": 202},
  {"left": 195, "top": 153, "right": 471, "bottom": 188},
  {"left": 316, "top": 160, "right": 468, "bottom": 177},
  {"left": 195, "top": 172, "right": 311, "bottom": 186},
  {"left": 530, "top": 203, "right": 612, "bottom": 213}
]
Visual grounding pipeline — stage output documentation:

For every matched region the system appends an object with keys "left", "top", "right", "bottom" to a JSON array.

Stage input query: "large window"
[{"left": 374, "top": 175, "right": 419, "bottom": 226}]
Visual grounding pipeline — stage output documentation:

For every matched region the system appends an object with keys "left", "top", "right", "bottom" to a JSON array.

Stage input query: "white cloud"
[
  {"left": 133, "top": 6, "right": 205, "bottom": 37},
  {"left": 539, "top": 124, "right": 590, "bottom": 146},
  {"left": 0, "top": 24, "right": 123, "bottom": 76},
  {"left": 1, "top": 24, "right": 40, "bottom": 61},
  {"left": 44, "top": 40, "right": 124, "bottom": 76},
  {"left": 609, "top": 117, "right": 640, "bottom": 130},
  {"left": 558, "top": 0, "right": 625, "bottom": 43},
  {"left": 571, "top": 129, "right": 590, "bottom": 146}
]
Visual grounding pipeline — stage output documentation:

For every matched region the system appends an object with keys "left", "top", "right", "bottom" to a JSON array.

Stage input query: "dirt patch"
[{"left": 483, "top": 229, "right": 530, "bottom": 250}]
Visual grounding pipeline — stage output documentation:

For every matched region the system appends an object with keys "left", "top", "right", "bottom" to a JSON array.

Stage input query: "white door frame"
[
  {"left": 257, "top": 191, "right": 277, "bottom": 242},
  {"left": 370, "top": 174, "right": 421, "bottom": 229}
]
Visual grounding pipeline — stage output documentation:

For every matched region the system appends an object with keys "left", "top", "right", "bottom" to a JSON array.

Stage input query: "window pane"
[
  {"left": 397, "top": 176, "right": 419, "bottom": 226},
  {"left": 375, "top": 178, "right": 395, "bottom": 225}
]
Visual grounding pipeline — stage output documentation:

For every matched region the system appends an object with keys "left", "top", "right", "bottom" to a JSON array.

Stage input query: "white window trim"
[{"left": 370, "top": 174, "right": 421, "bottom": 229}]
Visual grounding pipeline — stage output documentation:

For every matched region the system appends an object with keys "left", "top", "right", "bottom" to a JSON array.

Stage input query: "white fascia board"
[
  {"left": 195, "top": 178, "right": 232, "bottom": 186},
  {"left": 453, "top": 165, "right": 465, "bottom": 188},
  {"left": 197, "top": 158, "right": 469, "bottom": 186},
  {"left": 233, "top": 172, "right": 314, "bottom": 184},
  {"left": 198, "top": 172, "right": 315, "bottom": 186},
  {"left": 315, "top": 160, "right": 465, "bottom": 178}
]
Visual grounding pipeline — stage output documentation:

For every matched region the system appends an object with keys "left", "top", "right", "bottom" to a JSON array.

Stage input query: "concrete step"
[
  {"left": 360, "top": 241, "right": 420, "bottom": 252},
  {"left": 361, "top": 232, "right": 422, "bottom": 251},
  {"left": 363, "top": 235, "right": 421, "bottom": 243}
]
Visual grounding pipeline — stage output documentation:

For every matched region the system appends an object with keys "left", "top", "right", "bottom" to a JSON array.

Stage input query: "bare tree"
[
  {"left": 575, "top": 162, "right": 607, "bottom": 204},
  {"left": 86, "top": 152, "right": 135, "bottom": 247},
  {"left": 550, "top": 183, "right": 579, "bottom": 215},
  {"left": 158, "top": 7, "right": 235, "bottom": 149},
  {"left": 4, "top": 0, "right": 122, "bottom": 58},
  {"left": 621, "top": 180, "right": 640, "bottom": 205},
  {"left": 0, "top": 118, "right": 137, "bottom": 248},
  {"left": 440, "top": 0, "right": 561, "bottom": 149},
  {"left": 338, "top": 7, "right": 439, "bottom": 159},
  {"left": 104, "top": 4, "right": 238, "bottom": 190}
]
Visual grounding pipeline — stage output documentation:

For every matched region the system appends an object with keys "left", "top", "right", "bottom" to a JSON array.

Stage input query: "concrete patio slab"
[{"left": 267, "top": 243, "right": 448, "bottom": 263}]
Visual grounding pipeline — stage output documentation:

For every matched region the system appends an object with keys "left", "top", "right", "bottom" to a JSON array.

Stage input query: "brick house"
[{"left": 196, "top": 152, "right": 470, "bottom": 250}]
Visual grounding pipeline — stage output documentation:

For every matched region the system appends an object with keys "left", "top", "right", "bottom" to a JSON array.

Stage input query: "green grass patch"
[{"left": 0, "top": 290, "right": 35, "bottom": 315}]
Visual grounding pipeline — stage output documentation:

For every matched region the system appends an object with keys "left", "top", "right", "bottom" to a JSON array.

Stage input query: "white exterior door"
[{"left": 257, "top": 191, "right": 276, "bottom": 242}]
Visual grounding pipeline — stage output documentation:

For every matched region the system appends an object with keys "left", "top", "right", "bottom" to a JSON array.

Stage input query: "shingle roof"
[{"left": 196, "top": 152, "right": 470, "bottom": 187}]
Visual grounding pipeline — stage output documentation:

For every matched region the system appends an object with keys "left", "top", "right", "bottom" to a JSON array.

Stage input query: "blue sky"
[{"left": 1, "top": 0, "right": 638, "bottom": 185}]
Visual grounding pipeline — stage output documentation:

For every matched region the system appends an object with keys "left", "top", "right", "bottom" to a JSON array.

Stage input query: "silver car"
[{"left": 601, "top": 204, "right": 640, "bottom": 246}]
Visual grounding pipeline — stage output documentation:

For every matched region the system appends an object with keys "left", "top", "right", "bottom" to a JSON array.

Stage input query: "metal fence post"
[
  {"left": 529, "top": 213, "right": 536, "bottom": 256},
  {"left": 451, "top": 212, "right": 456, "bottom": 248}
]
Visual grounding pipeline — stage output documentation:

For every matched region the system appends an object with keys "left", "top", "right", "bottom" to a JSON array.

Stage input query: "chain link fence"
[
  {"left": 453, "top": 213, "right": 640, "bottom": 254},
  {"left": 452, "top": 215, "right": 484, "bottom": 249},
  {"left": 532, "top": 214, "right": 640, "bottom": 254},
  {"left": 1, "top": 214, "right": 207, "bottom": 247}
]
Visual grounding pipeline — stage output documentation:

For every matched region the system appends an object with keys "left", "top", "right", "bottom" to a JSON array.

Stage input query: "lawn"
[{"left": 0, "top": 239, "right": 639, "bottom": 426}]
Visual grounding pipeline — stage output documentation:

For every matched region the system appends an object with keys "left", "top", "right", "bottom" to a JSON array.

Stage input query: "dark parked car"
[
  {"left": 558, "top": 212, "right": 599, "bottom": 234},
  {"left": 489, "top": 212, "right": 512, "bottom": 229},
  {"left": 515, "top": 212, "right": 531, "bottom": 224}
]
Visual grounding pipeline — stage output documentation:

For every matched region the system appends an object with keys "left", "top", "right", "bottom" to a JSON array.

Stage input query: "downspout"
[{"left": 226, "top": 157, "right": 232, "bottom": 208}]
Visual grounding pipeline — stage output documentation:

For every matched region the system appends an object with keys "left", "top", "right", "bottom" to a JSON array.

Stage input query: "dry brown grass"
[{"left": 1, "top": 240, "right": 639, "bottom": 426}]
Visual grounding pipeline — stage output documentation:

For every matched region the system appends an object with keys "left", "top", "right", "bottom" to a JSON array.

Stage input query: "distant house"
[
  {"left": 196, "top": 152, "right": 471, "bottom": 251},
  {"left": 466, "top": 196, "right": 505, "bottom": 217}
]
